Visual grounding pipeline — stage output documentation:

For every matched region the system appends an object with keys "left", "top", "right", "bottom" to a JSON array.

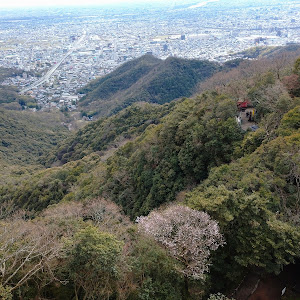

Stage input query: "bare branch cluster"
[{"left": 0, "top": 218, "right": 62, "bottom": 291}]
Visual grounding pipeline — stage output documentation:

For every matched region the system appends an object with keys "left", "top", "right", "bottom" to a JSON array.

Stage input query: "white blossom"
[{"left": 137, "top": 205, "right": 225, "bottom": 279}]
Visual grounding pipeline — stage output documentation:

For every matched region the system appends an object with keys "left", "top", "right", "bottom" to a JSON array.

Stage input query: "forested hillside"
[
  {"left": 0, "top": 109, "right": 70, "bottom": 184},
  {"left": 0, "top": 53, "right": 299, "bottom": 300},
  {"left": 78, "top": 54, "right": 219, "bottom": 117},
  {"left": 42, "top": 102, "right": 174, "bottom": 166},
  {"left": 188, "top": 105, "right": 300, "bottom": 290}
]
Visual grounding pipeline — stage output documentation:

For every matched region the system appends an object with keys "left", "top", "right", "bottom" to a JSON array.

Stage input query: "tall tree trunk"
[
  {"left": 182, "top": 275, "right": 190, "bottom": 300},
  {"left": 74, "top": 285, "right": 79, "bottom": 300}
]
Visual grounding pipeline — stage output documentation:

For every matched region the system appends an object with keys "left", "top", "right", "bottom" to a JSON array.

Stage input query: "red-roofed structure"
[{"left": 237, "top": 99, "right": 252, "bottom": 110}]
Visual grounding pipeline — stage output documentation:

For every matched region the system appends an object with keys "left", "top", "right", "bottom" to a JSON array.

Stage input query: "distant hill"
[
  {"left": 78, "top": 54, "right": 219, "bottom": 117},
  {"left": 235, "top": 44, "right": 300, "bottom": 59},
  {"left": 198, "top": 44, "right": 300, "bottom": 95},
  {"left": 0, "top": 67, "right": 35, "bottom": 108},
  {"left": 0, "top": 67, "right": 22, "bottom": 82}
]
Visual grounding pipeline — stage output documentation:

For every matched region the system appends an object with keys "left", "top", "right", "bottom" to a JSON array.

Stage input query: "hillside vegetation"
[
  {"left": 0, "top": 109, "right": 70, "bottom": 183},
  {"left": 235, "top": 44, "right": 300, "bottom": 59},
  {"left": 188, "top": 110, "right": 300, "bottom": 290},
  {"left": 199, "top": 44, "right": 300, "bottom": 97},
  {"left": 0, "top": 53, "right": 299, "bottom": 299},
  {"left": 78, "top": 54, "right": 219, "bottom": 117},
  {"left": 0, "top": 67, "right": 23, "bottom": 82},
  {"left": 43, "top": 102, "right": 174, "bottom": 166}
]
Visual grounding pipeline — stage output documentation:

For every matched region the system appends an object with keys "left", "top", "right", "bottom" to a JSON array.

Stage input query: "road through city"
[{"left": 21, "top": 32, "right": 86, "bottom": 94}]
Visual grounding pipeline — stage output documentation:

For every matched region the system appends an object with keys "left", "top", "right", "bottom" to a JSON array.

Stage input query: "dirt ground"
[
  {"left": 240, "top": 108, "right": 256, "bottom": 131},
  {"left": 248, "top": 276, "right": 284, "bottom": 300},
  {"left": 233, "top": 263, "right": 300, "bottom": 300}
]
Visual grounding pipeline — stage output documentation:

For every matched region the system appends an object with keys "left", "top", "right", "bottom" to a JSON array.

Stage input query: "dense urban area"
[
  {"left": 1, "top": 1, "right": 300, "bottom": 299},
  {"left": 0, "top": 0, "right": 300, "bottom": 110}
]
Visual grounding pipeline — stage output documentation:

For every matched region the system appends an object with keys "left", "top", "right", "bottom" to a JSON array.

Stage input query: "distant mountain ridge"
[
  {"left": 78, "top": 54, "right": 219, "bottom": 117},
  {"left": 235, "top": 44, "right": 300, "bottom": 59}
]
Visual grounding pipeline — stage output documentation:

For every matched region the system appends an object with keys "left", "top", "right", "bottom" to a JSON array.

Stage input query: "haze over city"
[{"left": 0, "top": 0, "right": 174, "bottom": 8}]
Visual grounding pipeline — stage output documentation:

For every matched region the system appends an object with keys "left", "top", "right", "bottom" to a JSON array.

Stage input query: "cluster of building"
[{"left": 0, "top": 0, "right": 300, "bottom": 110}]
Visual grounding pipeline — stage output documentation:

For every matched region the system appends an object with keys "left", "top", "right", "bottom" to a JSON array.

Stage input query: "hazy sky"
[{"left": 0, "top": 0, "right": 170, "bottom": 8}]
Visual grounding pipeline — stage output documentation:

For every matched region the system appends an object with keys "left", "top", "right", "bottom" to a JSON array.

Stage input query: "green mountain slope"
[
  {"left": 0, "top": 93, "right": 242, "bottom": 214},
  {"left": 43, "top": 102, "right": 174, "bottom": 166},
  {"left": 0, "top": 53, "right": 300, "bottom": 299},
  {"left": 0, "top": 109, "right": 69, "bottom": 165},
  {"left": 103, "top": 93, "right": 243, "bottom": 217},
  {"left": 3, "top": 54, "right": 300, "bottom": 217},
  {"left": 78, "top": 54, "right": 219, "bottom": 117},
  {"left": 187, "top": 109, "right": 300, "bottom": 290},
  {"left": 0, "top": 109, "right": 69, "bottom": 183}
]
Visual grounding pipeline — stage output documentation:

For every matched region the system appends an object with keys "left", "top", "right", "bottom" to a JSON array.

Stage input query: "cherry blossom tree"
[{"left": 137, "top": 205, "right": 224, "bottom": 298}]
